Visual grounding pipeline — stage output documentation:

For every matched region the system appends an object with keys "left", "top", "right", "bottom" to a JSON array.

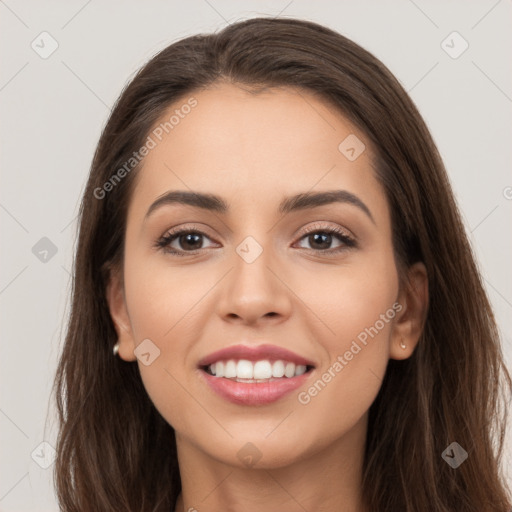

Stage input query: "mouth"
[
  {"left": 197, "top": 344, "right": 316, "bottom": 405},
  {"left": 201, "top": 359, "right": 315, "bottom": 382}
]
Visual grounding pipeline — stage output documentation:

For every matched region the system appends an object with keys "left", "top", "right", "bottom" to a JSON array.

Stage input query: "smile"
[
  {"left": 205, "top": 359, "right": 310, "bottom": 380},
  {"left": 198, "top": 344, "right": 316, "bottom": 405}
]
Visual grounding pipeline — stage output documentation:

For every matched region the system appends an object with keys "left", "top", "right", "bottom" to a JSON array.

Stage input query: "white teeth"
[
  {"left": 272, "top": 360, "right": 285, "bottom": 378},
  {"left": 208, "top": 359, "right": 310, "bottom": 379},
  {"left": 215, "top": 361, "right": 224, "bottom": 378},
  {"left": 295, "top": 364, "right": 307, "bottom": 376},
  {"left": 224, "top": 360, "right": 237, "bottom": 378},
  {"left": 284, "top": 362, "right": 295, "bottom": 378},
  {"left": 237, "top": 360, "right": 253, "bottom": 379},
  {"left": 253, "top": 360, "right": 272, "bottom": 379}
]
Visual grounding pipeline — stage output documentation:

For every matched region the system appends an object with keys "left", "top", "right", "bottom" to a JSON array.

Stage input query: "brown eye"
[
  {"left": 304, "top": 232, "right": 336, "bottom": 250},
  {"left": 156, "top": 229, "right": 217, "bottom": 256},
  {"left": 295, "top": 224, "right": 356, "bottom": 253},
  {"left": 175, "top": 232, "right": 204, "bottom": 251}
]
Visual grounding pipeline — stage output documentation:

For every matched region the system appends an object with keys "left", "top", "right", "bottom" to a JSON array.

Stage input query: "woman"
[{"left": 52, "top": 16, "right": 512, "bottom": 511}]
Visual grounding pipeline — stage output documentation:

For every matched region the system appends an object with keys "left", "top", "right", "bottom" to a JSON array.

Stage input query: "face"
[{"left": 107, "top": 82, "right": 425, "bottom": 469}]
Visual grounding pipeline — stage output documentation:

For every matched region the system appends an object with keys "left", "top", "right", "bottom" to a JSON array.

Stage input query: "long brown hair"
[{"left": 52, "top": 17, "right": 512, "bottom": 511}]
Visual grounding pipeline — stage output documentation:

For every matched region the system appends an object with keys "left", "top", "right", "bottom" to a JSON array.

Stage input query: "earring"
[
  {"left": 113, "top": 341, "right": 120, "bottom": 356},
  {"left": 399, "top": 339, "right": 407, "bottom": 350}
]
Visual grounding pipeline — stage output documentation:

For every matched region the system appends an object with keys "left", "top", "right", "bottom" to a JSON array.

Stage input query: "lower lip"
[{"left": 200, "top": 369, "right": 313, "bottom": 405}]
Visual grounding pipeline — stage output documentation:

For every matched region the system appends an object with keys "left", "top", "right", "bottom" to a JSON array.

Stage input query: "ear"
[
  {"left": 390, "top": 261, "right": 429, "bottom": 360},
  {"left": 105, "top": 264, "right": 137, "bottom": 362}
]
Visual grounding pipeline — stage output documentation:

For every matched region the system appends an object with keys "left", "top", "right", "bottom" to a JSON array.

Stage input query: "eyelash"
[{"left": 154, "top": 222, "right": 357, "bottom": 257}]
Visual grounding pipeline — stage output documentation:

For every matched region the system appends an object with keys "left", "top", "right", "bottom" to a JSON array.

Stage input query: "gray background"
[{"left": 1, "top": 0, "right": 511, "bottom": 509}]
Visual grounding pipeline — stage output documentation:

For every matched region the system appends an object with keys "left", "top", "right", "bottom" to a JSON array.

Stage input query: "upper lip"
[{"left": 198, "top": 344, "right": 316, "bottom": 368}]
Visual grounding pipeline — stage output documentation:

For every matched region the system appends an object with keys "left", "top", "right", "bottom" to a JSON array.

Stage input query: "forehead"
[{"left": 127, "top": 82, "right": 386, "bottom": 221}]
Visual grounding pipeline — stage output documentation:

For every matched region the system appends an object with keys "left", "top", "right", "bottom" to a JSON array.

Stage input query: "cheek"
[
  {"left": 293, "top": 254, "right": 398, "bottom": 419},
  {"left": 297, "top": 249, "right": 399, "bottom": 350},
  {"left": 122, "top": 252, "right": 223, "bottom": 429},
  {"left": 123, "top": 253, "right": 212, "bottom": 343}
]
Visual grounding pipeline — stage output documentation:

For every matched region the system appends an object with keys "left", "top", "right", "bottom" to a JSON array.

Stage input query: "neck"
[{"left": 173, "top": 414, "right": 369, "bottom": 512}]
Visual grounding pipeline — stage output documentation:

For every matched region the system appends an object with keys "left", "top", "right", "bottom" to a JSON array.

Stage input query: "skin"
[{"left": 106, "top": 82, "right": 428, "bottom": 512}]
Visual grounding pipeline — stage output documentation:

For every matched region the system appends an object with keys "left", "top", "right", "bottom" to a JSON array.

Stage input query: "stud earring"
[
  {"left": 399, "top": 339, "right": 407, "bottom": 350},
  {"left": 113, "top": 341, "right": 120, "bottom": 356}
]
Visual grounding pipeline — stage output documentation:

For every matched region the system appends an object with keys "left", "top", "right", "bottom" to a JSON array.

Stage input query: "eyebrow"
[{"left": 144, "top": 190, "right": 375, "bottom": 224}]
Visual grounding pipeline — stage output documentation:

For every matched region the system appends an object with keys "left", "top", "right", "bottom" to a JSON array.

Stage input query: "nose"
[{"left": 216, "top": 245, "right": 292, "bottom": 326}]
